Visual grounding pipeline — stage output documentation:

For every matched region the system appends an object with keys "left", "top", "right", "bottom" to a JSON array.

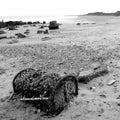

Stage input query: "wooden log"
[{"left": 78, "top": 65, "right": 109, "bottom": 83}]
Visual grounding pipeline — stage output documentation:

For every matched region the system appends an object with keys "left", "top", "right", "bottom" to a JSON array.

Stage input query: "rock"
[
  {"left": 15, "top": 33, "right": 26, "bottom": 38},
  {"left": 41, "top": 37, "right": 51, "bottom": 41},
  {"left": 43, "top": 21, "right": 46, "bottom": 24},
  {"left": 44, "top": 29, "right": 49, "bottom": 34},
  {"left": 76, "top": 23, "right": 81, "bottom": 25},
  {"left": 8, "top": 26, "right": 17, "bottom": 30},
  {"left": 39, "top": 25, "right": 44, "bottom": 29},
  {"left": 24, "top": 31, "right": 29, "bottom": 35},
  {"left": 49, "top": 21, "right": 59, "bottom": 30},
  {"left": 37, "top": 30, "right": 43, "bottom": 34},
  {"left": 99, "top": 94, "right": 106, "bottom": 98}
]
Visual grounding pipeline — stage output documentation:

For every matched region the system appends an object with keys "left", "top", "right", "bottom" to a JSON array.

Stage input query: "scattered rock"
[
  {"left": 82, "top": 23, "right": 89, "bottom": 25},
  {"left": 76, "top": 23, "right": 81, "bottom": 25},
  {"left": 99, "top": 94, "right": 106, "bottom": 98},
  {"left": 44, "top": 29, "right": 49, "bottom": 34},
  {"left": 24, "top": 31, "right": 29, "bottom": 35},
  {"left": 37, "top": 30, "right": 43, "bottom": 34},
  {"left": 15, "top": 33, "right": 26, "bottom": 38},
  {"left": 43, "top": 21, "right": 46, "bottom": 24},
  {"left": 9, "top": 118, "right": 16, "bottom": 120}
]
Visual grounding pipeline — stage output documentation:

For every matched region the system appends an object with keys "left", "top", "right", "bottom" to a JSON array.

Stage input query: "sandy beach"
[{"left": 1, "top": 16, "right": 120, "bottom": 120}]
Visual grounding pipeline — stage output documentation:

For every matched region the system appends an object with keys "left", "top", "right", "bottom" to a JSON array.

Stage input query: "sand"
[{"left": 1, "top": 16, "right": 120, "bottom": 120}]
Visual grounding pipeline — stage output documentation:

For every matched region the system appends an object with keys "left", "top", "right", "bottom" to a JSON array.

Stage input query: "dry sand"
[{"left": 1, "top": 16, "right": 120, "bottom": 120}]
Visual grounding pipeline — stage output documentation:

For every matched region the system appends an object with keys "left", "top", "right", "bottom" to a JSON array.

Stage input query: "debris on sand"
[{"left": 15, "top": 33, "right": 26, "bottom": 38}]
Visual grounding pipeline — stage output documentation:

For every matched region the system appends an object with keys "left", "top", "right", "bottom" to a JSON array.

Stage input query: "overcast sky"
[{"left": 0, "top": 0, "right": 120, "bottom": 16}]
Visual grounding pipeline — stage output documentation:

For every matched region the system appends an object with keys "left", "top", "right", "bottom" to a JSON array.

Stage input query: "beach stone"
[
  {"left": 44, "top": 29, "right": 49, "bottom": 34},
  {"left": 15, "top": 33, "right": 26, "bottom": 38}
]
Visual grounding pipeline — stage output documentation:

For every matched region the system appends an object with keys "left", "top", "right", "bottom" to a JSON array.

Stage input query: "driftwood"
[{"left": 78, "top": 65, "right": 109, "bottom": 83}]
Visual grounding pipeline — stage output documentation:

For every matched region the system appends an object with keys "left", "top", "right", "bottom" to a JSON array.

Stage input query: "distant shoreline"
[{"left": 85, "top": 11, "right": 120, "bottom": 16}]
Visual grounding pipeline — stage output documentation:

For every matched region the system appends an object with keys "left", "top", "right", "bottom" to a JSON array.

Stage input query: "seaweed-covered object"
[
  {"left": 29, "top": 73, "right": 61, "bottom": 98},
  {"left": 13, "top": 68, "right": 61, "bottom": 97},
  {"left": 13, "top": 68, "right": 37, "bottom": 94}
]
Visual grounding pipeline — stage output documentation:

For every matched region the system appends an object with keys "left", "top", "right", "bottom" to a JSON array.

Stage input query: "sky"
[{"left": 0, "top": 0, "right": 120, "bottom": 16}]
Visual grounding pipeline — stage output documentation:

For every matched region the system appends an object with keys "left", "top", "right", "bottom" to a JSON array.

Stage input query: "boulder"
[{"left": 49, "top": 21, "right": 59, "bottom": 30}]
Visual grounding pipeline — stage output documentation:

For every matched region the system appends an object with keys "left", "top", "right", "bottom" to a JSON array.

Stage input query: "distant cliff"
[{"left": 86, "top": 11, "right": 120, "bottom": 16}]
